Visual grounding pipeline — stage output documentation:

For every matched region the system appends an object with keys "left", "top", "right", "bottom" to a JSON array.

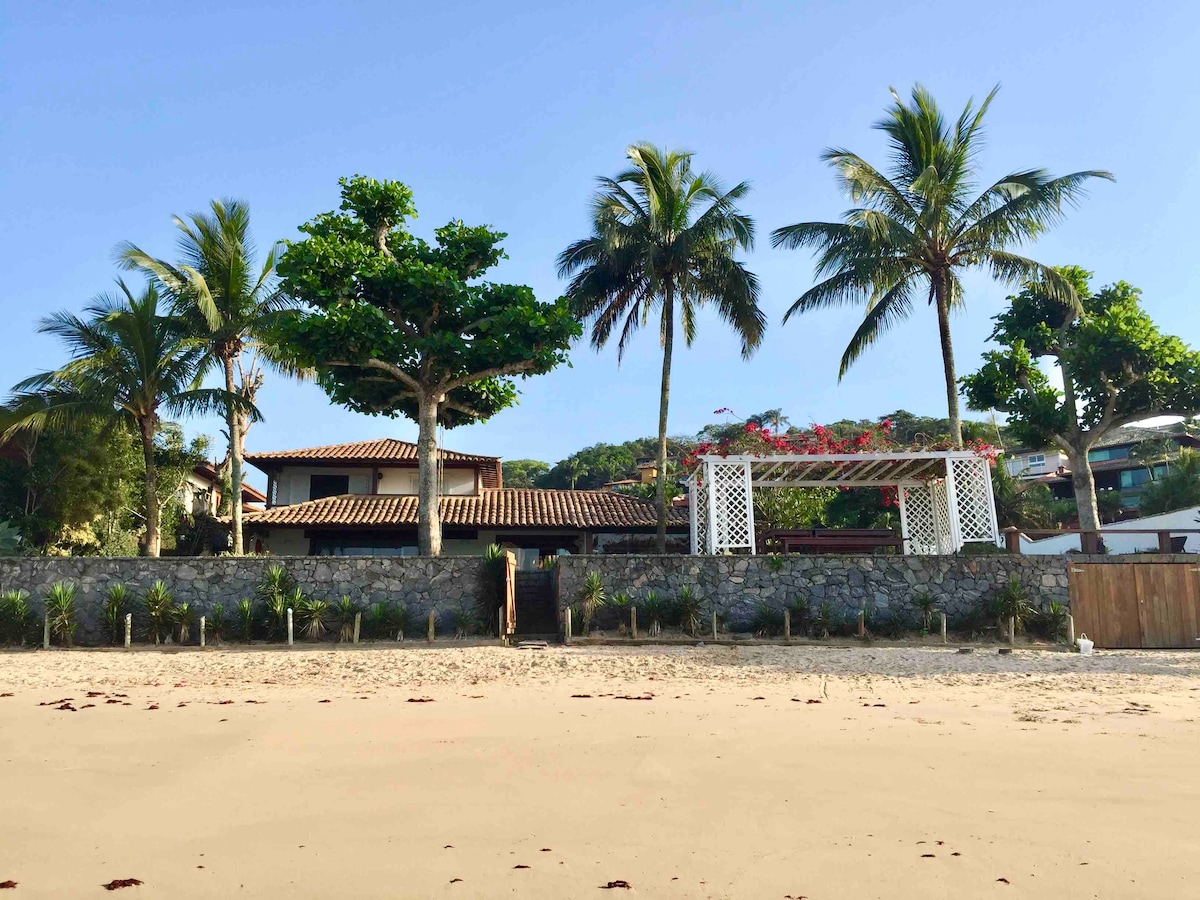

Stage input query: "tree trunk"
[
  {"left": 223, "top": 354, "right": 244, "bottom": 555},
  {"left": 416, "top": 394, "right": 443, "bottom": 556},
  {"left": 655, "top": 298, "right": 674, "bottom": 553},
  {"left": 933, "top": 278, "right": 963, "bottom": 448},
  {"left": 139, "top": 418, "right": 160, "bottom": 558},
  {"left": 1069, "top": 448, "right": 1102, "bottom": 533}
]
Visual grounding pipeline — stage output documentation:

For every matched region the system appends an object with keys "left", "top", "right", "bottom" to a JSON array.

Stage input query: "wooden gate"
[
  {"left": 1068, "top": 563, "right": 1200, "bottom": 649},
  {"left": 501, "top": 550, "right": 518, "bottom": 644}
]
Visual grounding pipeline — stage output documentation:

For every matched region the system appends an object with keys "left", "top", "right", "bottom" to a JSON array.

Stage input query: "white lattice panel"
[
  {"left": 950, "top": 457, "right": 998, "bottom": 543},
  {"left": 690, "top": 475, "right": 709, "bottom": 555},
  {"left": 902, "top": 482, "right": 955, "bottom": 555},
  {"left": 931, "top": 481, "right": 953, "bottom": 553},
  {"left": 708, "top": 460, "right": 754, "bottom": 552}
]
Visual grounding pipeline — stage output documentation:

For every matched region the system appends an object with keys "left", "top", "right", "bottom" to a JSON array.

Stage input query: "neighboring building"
[
  {"left": 241, "top": 438, "right": 688, "bottom": 559},
  {"left": 181, "top": 461, "right": 267, "bottom": 517},
  {"left": 1007, "top": 426, "right": 1200, "bottom": 511}
]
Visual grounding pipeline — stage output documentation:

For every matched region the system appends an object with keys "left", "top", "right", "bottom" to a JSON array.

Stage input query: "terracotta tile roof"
[
  {"left": 192, "top": 461, "right": 268, "bottom": 504},
  {"left": 242, "top": 489, "right": 688, "bottom": 531},
  {"left": 245, "top": 438, "right": 501, "bottom": 488}
]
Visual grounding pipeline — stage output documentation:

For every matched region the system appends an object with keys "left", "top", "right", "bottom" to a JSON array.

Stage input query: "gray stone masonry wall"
[
  {"left": 0, "top": 556, "right": 487, "bottom": 645},
  {"left": 554, "top": 554, "right": 1159, "bottom": 630}
]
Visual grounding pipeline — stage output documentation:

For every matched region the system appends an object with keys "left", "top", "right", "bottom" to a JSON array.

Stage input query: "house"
[
  {"left": 1008, "top": 426, "right": 1200, "bottom": 511},
  {"left": 181, "top": 461, "right": 267, "bottom": 517},
  {"left": 240, "top": 438, "right": 689, "bottom": 560}
]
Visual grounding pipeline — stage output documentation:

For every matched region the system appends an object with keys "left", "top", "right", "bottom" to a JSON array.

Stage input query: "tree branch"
[
  {"left": 443, "top": 398, "right": 484, "bottom": 419},
  {"left": 327, "top": 358, "right": 422, "bottom": 393},
  {"left": 441, "top": 360, "right": 535, "bottom": 392}
]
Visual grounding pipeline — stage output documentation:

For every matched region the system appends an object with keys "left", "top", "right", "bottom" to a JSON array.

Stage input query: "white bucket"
[{"left": 1077, "top": 633, "right": 1094, "bottom": 655}]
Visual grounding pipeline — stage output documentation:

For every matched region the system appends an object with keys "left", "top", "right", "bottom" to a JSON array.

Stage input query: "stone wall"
[
  {"left": 557, "top": 553, "right": 1077, "bottom": 629},
  {"left": 0, "top": 556, "right": 488, "bottom": 645}
]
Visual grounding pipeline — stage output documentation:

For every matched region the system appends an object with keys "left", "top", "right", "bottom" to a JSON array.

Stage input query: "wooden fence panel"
[{"left": 1070, "top": 563, "right": 1200, "bottom": 649}]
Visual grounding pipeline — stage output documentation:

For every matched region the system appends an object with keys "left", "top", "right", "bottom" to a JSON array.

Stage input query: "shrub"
[
  {"left": 234, "top": 599, "right": 256, "bottom": 642},
  {"left": 639, "top": 590, "right": 665, "bottom": 637},
  {"left": 448, "top": 603, "right": 478, "bottom": 639},
  {"left": 0, "top": 520, "right": 21, "bottom": 556},
  {"left": 991, "top": 576, "right": 1034, "bottom": 633},
  {"left": 677, "top": 586, "right": 703, "bottom": 637},
  {"left": 364, "top": 600, "right": 413, "bottom": 641},
  {"left": 811, "top": 601, "right": 836, "bottom": 640},
  {"left": 1029, "top": 599, "right": 1070, "bottom": 643},
  {"left": 766, "top": 553, "right": 784, "bottom": 573},
  {"left": 257, "top": 564, "right": 296, "bottom": 638},
  {"left": 0, "top": 589, "right": 33, "bottom": 646},
  {"left": 911, "top": 590, "right": 938, "bottom": 632},
  {"left": 208, "top": 602, "right": 227, "bottom": 644},
  {"left": 45, "top": 582, "right": 78, "bottom": 648},
  {"left": 578, "top": 571, "right": 607, "bottom": 634},
  {"left": 787, "top": 597, "right": 812, "bottom": 636},
  {"left": 103, "top": 584, "right": 131, "bottom": 646},
  {"left": 334, "top": 596, "right": 360, "bottom": 642},
  {"left": 143, "top": 581, "right": 175, "bottom": 645},
  {"left": 174, "top": 601, "right": 193, "bottom": 644},
  {"left": 296, "top": 594, "right": 329, "bottom": 641},
  {"left": 479, "top": 544, "right": 507, "bottom": 636},
  {"left": 750, "top": 602, "right": 784, "bottom": 637}
]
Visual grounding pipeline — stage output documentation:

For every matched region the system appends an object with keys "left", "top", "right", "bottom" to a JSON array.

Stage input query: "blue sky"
[{"left": 3, "top": 1, "right": 1198, "bottom": 489}]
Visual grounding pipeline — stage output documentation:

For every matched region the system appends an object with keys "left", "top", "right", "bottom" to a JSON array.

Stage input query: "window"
[
  {"left": 1026, "top": 453, "right": 1046, "bottom": 467},
  {"left": 309, "top": 474, "right": 350, "bottom": 500},
  {"left": 1089, "top": 447, "right": 1131, "bottom": 463}
]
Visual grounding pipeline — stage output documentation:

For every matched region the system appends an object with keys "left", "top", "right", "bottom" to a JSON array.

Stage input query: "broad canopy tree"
[
  {"left": 962, "top": 267, "right": 1200, "bottom": 532},
  {"left": 277, "top": 176, "right": 580, "bottom": 556}
]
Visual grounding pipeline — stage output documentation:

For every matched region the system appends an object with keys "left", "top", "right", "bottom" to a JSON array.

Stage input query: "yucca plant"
[
  {"left": 45, "top": 581, "right": 78, "bottom": 648},
  {"left": 392, "top": 601, "right": 414, "bottom": 641},
  {"left": 103, "top": 583, "right": 131, "bottom": 645},
  {"left": 992, "top": 575, "right": 1034, "bottom": 634},
  {"left": 363, "top": 601, "right": 392, "bottom": 640},
  {"left": 334, "top": 596, "right": 360, "bottom": 642},
  {"left": 0, "top": 589, "right": 32, "bottom": 646},
  {"left": 912, "top": 589, "right": 938, "bottom": 632},
  {"left": 578, "top": 571, "right": 607, "bottom": 634},
  {"left": 812, "top": 601, "right": 835, "bottom": 640},
  {"left": 296, "top": 594, "right": 329, "bottom": 641},
  {"left": 750, "top": 602, "right": 784, "bottom": 638},
  {"left": 261, "top": 585, "right": 295, "bottom": 641},
  {"left": 677, "top": 586, "right": 703, "bottom": 637},
  {"left": 788, "top": 597, "right": 812, "bottom": 636},
  {"left": 1031, "top": 599, "right": 1070, "bottom": 643},
  {"left": 143, "top": 580, "right": 175, "bottom": 645},
  {"left": 208, "top": 602, "right": 227, "bottom": 645},
  {"left": 257, "top": 563, "right": 295, "bottom": 607},
  {"left": 174, "top": 601, "right": 193, "bottom": 644},
  {"left": 639, "top": 590, "right": 664, "bottom": 637},
  {"left": 234, "top": 598, "right": 256, "bottom": 642},
  {"left": 448, "top": 603, "right": 477, "bottom": 639}
]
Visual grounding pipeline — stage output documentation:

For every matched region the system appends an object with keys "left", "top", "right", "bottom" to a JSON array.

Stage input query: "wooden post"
[
  {"left": 124, "top": 613, "right": 131, "bottom": 650},
  {"left": 1002, "top": 526, "right": 1022, "bottom": 554},
  {"left": 1081, "top": 531, "right": 1100, "bottom": 554},
  {"left": 783, "top": 609, "right": 791, "bottom": 642},
  {"left": 498, "top": 605, "right": 505, "bottom": 646},
  {"left": 287, "top": 608, "right": 294, "bottom": 646},
  {"left": 857, "top": 610, "right": 865, "bottom": 638},
  {"left": 353, "top": 612, "right": 361, "bottom": 644},
  {"left": 940, "top": 611, "right": 947, "bottom": 644},
  {"left": 564, "top": 607, "right": 572, "bottom": 645},
  {"left": 427, "top": 610, "right": 436, "bottom": 643},
  {"left": 1067, "top": 613, "right": 1076, "bottom": 649},
  {"left": 43, "top": 611, "right": 50, "bottom": 649},
  {"left": 1158, "top": 530, "right": 1173, "bottom": 554},
  {"left": 200, "top": 616, "right": 206, "bottom": 649},
  {"left": 630, "top": 607, "right": 637, "bottom": 640},
  {"left": 1008, "top": 615, "right": 1017, "bottom": 647},
  {"left": 711, "top": 610, "right": 718, "bottom": 641}
]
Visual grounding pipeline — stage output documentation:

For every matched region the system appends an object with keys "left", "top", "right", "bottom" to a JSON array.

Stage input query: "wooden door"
[
  {"left": 1133, "top": 565, "right": 1200, "bottom": 649},
  {"left": 1069, "top": 564, "right": 1141, "bottom": 648},
  {"left": 503, "top": 550, "right": 518, "bottom": 638}
]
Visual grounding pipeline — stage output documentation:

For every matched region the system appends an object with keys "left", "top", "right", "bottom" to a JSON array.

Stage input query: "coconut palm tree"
[
  {"left": 7, "top": 281, "right": 252, "bottom": 556},
  {"left": 117, "top": 199, "right": 299, "bottom": 554},
  {"left": 558, "top": 143, "right": 765, "bottom": 551},
  {"left": 771, "top": 85, "right": 1112, "bottom": 447}
]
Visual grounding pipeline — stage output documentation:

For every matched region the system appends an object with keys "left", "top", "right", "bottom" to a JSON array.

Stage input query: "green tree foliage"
[
  {"left": 1139, "top": 449, "right": 1200, "bottom": 515},
  {"left": 276, "top": 176, "right": 579, "bottom": 555},
  {"left": 753, "top": 487, "right": 838, "bottom": 532},
  {"left": 772, "top": 84, "right": 1111, "bottom": 447},
  {"left": 501, "top": 459, "right": 550, "bottom": 488},
  {"left": 119, "top": 199, "right": 300, "bottom": 556},
  {"left": 962, "top": 267, "right": 1200, "bottom": 530},
  {"left": 991, "top": 455, "right": 1057, "bottom": 530},
  {"left": 7, "top": 281, "right": 244, "bottom": 555},
  {"left": 559, "top": 144, "right": 765, "bottom": 551}
]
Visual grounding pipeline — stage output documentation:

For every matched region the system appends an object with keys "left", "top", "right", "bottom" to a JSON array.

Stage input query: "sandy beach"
[{"left": 2, "top": 644, "right": 1198, "bottom": 898}]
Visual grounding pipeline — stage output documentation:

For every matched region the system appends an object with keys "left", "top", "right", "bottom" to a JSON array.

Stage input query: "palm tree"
[
  {"left": 7, "top": 281, "right": 249, "bottom": 556},
  {"left": 771, "top": 85, "right": 1112, "bottom": 447},
  {"left": 558, "top": 143, "right": 765, "bottom": 551},
  {"left": 117, "top": 199, "right": 298, "bottom": 554}
]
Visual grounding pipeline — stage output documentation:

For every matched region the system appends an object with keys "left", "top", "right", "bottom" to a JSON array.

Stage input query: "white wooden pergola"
[{"left": 686, "top": 451, "right": 999, "bottom": 556}]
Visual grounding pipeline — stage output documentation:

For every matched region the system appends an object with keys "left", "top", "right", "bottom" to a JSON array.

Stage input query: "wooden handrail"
[{"left": 1001, "top": 526, "right": 1200, "bottom": 555}]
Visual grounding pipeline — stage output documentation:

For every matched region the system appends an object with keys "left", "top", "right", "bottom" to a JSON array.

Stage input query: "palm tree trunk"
[
  {"left": 416, "top": 393, "right": 443, "bottom": 556},
  {"left": 933, "top": 278, "right": 963, "bottom": 448},
  {"left": 655, "top": 296, "right": 674, "bottom": 553},
  {"left": 223, "top": 354, "right": 244, "bottom": 555},
  {"left": 138, "top": 418, "right": 160, "bottom": 558}
]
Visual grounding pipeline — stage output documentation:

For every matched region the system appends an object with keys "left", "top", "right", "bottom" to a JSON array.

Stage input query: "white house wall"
[
  {"left": 376, "top": 467, "right": 474, "bottom": 495},
  {"left": 1018, "top": 506, "right": 1200, "bottom": 554},
  {"left": 274, "top": 466, "right": 475, "bottom": 504}
]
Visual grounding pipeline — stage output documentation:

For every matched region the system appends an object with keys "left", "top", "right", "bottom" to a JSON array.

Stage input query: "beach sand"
[{"left": 2, "top": 643, "right": 1198, "bottom": 898}]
